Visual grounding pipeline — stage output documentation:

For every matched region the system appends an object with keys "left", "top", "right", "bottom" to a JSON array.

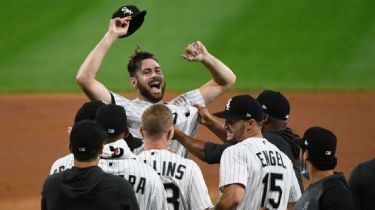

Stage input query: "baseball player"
[
  {"left": 51, "top": 104, "right": 168, "bottom": 210},
  {"left": 213, "top": 95, "right": 301, "bottom": 210},
  {"left": 136, "top": 104, "right": 213, "bottom": 210},
  {"left": 75, "top": 5, "right": 236, "bottom": 157},
  {"left": 173, "top": 90, "right": 304, "bottom": 192},
  {"left": 43, "top": 120, "right": 139, "bottom": 210},
  {"left": 295, "top": 127, "right": 354, "bottom": 210}
]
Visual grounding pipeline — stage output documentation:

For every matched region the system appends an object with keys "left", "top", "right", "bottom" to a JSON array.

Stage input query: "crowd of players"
[{"left": 41, "top": 5, "right": 373, "bottom": 210}]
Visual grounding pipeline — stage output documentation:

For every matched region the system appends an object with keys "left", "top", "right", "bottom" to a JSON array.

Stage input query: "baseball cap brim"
[
  {"left": 213, "top": 111, "right": 244, "bottom": 121},
  {"left": 120, "top": 10, "right": 146, "bottom": 38}
]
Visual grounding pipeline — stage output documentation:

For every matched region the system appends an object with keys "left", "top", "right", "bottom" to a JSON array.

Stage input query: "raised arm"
[
  {"left": 182, "top": 41, "right": 236, "bottom": 105},
  {"left": 76, "top": 17, "right": 131, "bottom": 103}
]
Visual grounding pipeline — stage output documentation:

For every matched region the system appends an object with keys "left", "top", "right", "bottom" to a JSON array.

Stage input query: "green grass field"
[{"left": 1, "top": 0, "right": 374, "bottom": 92}]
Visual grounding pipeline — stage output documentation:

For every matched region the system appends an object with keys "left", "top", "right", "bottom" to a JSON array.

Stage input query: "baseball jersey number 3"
[
  {"left": 164, "top": 183, "right": 180, "bottom": 209},
  {"left": 261, "top": 173, "right": 283, "bottom": 208}
]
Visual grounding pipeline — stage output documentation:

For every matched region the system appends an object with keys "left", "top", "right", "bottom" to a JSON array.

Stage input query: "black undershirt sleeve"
[{"left": 204, "top": 142, "right": 234, "bottom": 164}]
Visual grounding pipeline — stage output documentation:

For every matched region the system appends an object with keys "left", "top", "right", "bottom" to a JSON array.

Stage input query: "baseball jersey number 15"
[{"left": 261, "top": 173, "right": 283, "bottom": 208}]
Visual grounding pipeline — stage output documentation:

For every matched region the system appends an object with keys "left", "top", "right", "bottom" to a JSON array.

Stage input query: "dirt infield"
[{"left": 0, "top": 91, "right": 374, "bottom": 209}]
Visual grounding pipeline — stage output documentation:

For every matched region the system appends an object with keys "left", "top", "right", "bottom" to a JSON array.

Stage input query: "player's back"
[
  {"left": 99, "top": 158, "right": 168, "bottom": 210},
  {"left": 220, "top": 137, "right": 301, "bottom": 210},
  {"left": 137, "top": 149, "right": 213, "bottom": 210},
  {"left": 50, "top": 153, "right": 168, "bottom": 210}
]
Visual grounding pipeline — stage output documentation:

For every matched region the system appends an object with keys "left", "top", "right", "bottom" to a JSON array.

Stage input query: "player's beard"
[
  {"left": 137, "top": 81, "right": 166, "bottom": 103},
  {"left": 226, "top": 123, "right": 246, "bottom": 141}
]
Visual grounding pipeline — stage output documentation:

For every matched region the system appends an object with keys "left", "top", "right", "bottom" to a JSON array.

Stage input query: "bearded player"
[
  {"left": 214, "top": 95, "right": 301, "bottom": 210},
  {"left": 75, "top": 5, "right": 236, "bottom": 157}
]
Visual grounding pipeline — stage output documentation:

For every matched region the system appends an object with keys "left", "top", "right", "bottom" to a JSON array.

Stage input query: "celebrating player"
[
  {"left": 173, "top": 90, "right": 304, "bottom": 192},
  {"left": 137, "top": 104, "right": 213, "bottom": 210},
  {"left": 75, "top": 5, "right": 236, "bottom": 157},
  {"left": 213, "top": 95, "right": 301, "bottom": 210}
]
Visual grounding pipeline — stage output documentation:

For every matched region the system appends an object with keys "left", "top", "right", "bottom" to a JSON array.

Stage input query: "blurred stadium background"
[
  {"left": 1, "top": 0, "right": 374, "bottom": 92},
  {"left": 0, "top": 1, "right": 374, "bottom": 210}
]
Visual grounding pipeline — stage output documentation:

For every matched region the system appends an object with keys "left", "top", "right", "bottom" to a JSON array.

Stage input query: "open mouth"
[{"left": 149, "top": 80, "right": 162, "bottom": 93}]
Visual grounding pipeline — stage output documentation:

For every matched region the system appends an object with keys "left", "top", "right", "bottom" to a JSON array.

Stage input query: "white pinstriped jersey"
[
  {"left": 112, "top": 89, "right": 205, "bottom": 158},
  {"left": 50, "top": 140, "right": 168, "bottom": 210},
  {"left": 219, "top": 137, "right": 301, "bottom": 210},
  {"left": 137, "top": 149, "right": 213, "bottom": 210}
]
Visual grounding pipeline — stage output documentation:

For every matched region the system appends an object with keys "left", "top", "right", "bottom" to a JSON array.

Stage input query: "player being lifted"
[
  {"left": 75, "top": 5, "right": 236, "bottom": 157},
  {"left": 213, "top": 95, "right": 301, "bottom": 210},
  {"left": 137, "top": 104, "right": 213, "bottom": 210}
]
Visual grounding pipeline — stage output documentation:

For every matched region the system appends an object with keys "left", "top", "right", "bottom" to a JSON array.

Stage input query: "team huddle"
[{"left": 41, "top": 4, "right": 370, "bottom": 210}]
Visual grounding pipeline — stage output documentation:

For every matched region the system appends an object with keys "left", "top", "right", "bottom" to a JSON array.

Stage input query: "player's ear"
[
  {"left": 246, "top": 119, "right": 255, "bottom": 129},
  {"left": 262, "top": 114, "right": 270, "bottom": 124},
  {"left": 303, "top": 150, "right": 309, "bottom": 161},
  {"left": 124, "top": 128, "right": 129, "bottom": 139},
  {"left": 140, "top": 126, "right": 145, "bottom": 138},
  {"left": 167, "top": 126, "right": 174, "bottom": 140},
  {"left": 99, "top": 144, "right": 104, "bottom": 155},
  {"left": 130, "top": 77, "right": 137, "bottom": 88}
]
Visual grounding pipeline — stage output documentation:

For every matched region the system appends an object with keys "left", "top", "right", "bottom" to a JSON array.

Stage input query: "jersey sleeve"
[
  {"left": 288, "top": 166, "right": 302, "bottom": 202},
  {"left": 168, "top": 89, "right": 205, "bottom": 107},
  {"left": 50, "top": 154, "right": 74, "bottom": 175},
  {"left": 204, "top": 142, "right": 233, "bottom": 164},
  {"left": 219, "top": 146, "right": 248, "bottom": 190},
  {"left": 111, "top": 92, "right": 130, "bottom": 106},
  {"left": 189, "top": 162, "right": 213, "bottom": 210}
]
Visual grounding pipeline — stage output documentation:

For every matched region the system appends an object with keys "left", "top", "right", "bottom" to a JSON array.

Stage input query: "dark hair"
[{"left": 127, "top": 47, "right": 158, "bottom": 77}]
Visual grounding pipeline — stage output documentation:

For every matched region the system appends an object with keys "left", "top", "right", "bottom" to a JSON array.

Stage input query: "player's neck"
[
  {"left": 243, "top": 129, "right": 263, "bottom": 141},
  {"left": 309, "top": 167, "right": 334, "bottom": 184},
  {"left": 138, "top": 93, "right": 163, "bottom": 104},
  {"left": 74, "top": 158, "right": 99, "bottom": 168},
  {"left": 144, "top": 138, "right": 169, "bottom": 150}
]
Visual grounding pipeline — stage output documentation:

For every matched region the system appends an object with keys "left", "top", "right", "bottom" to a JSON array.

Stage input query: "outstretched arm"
[
  {"left": 76, "top": 17, "right": 131, "bottom": 103},
  {"left": 182, "top": 41, "right": 236, "bottom": 105},
  {"left": 173, "top": 128, "right": 207, "bottom": 161},
  {"left": 195, "top": 105, "right": 227, "bottom": 142}
]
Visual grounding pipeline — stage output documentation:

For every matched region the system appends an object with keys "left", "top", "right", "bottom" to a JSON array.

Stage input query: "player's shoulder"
[
  {"left": 168, "top": 89, "right": 205, "bottom": 106},
  {"left": 50, "top": 153, "right": 74, "bottom": 173},
  {"left": 130, "top": 158, "right": 161, "bottom": 174},
  {"left": 227, "top": 137, "right": 266, "bottom": 150}
]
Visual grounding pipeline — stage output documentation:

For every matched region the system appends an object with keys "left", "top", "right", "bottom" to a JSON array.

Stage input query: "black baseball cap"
[
  {"left": 213, "top": 95, "right": 264, "bottom": 122},
  {"left": 302, "top": 126, "right": 337, "bottom": 170},
  {"left": 256, "top": 90, "right": 290, "bottom": 120},
  {"left": 112, "top": 5, "right": 147, "bottom": 38},
  {"left": 70, "top": 120, "right": 107, "bottom": 160},
  {"left": 96, "top": 104, "right": 127, "bottom": 137},
  {"left": 74, "top": 101, "right": 106, "bottom": 123}
]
